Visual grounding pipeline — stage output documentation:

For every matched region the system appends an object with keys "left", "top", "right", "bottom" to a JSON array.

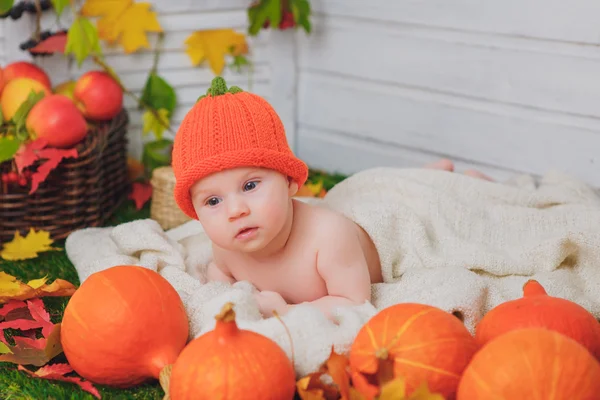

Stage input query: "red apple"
[
  {"left": 26, "top": 94, "right": 88, "bottom": 148},
  {"left": 1, "top": 77, "right": 51, "bottom": 121},
  {"left": 74, "top": 71, "right": 123, "bottom": 121},
  {"left": 3, "top": 61, "right": 52, "bottom": 89},
  {"left": 0, "top": 67, "right": 5, "bottom": 94}
]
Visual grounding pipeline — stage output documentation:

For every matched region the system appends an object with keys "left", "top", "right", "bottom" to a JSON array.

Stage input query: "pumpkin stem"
[
  {"left": 215, "top": 302, "right": 237, "bottom": 323},
  {"left": 523, "top": 280, "right": 548, "bottom": 297},
  {"left": 375, "top": 348, "right": 389, "bottom": 360},
  {"left": 159, "top": 364, "right": 172, "bottom": 400},
  {"left": 197, "top": 77, "right": 244, "bottom": 101}
]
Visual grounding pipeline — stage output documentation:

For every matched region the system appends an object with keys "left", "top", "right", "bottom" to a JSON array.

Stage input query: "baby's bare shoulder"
[{"left": 295, "top": 200, "right": 357, "bottom": 240}]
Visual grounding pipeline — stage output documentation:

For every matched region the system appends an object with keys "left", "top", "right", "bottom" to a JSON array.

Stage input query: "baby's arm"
[{"left": 294, "top": 218, "right": 372, "bottom": 317}]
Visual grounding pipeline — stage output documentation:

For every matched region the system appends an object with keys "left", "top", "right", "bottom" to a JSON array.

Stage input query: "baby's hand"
[{"left": 254, "top": 290, "right": 288, "bottom": 318}]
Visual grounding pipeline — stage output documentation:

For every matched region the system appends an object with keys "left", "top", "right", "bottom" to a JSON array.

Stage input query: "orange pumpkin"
[
  {"left": 475, "top": 280, "right": 600, "bottom": 358},
  {"left": 457, "top": 327, "right": 600, "bottom": 399},
  {"left": 61, "top": 265, "right": 189, "bottom": 388},
  {"left": 168, "top": 302, "right": 296, "bottom": 400},
  {"left": 349, "top": 303, "right": 478, "bottom": 400}
]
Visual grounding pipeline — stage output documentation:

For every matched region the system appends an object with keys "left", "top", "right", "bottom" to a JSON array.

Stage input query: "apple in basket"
[
  {"left": 2, "top": 61, "right": 52, "bottom": 89},
  {"left": 0, "top": 77, "right": 51, "bottom": 121},
  {"left": 73, "top": 70, "right": 123, "bottom": 121},
  {"left": 53, "top": 79, "right": 76, "bottom": 101},
  {"left": 26, "top": 94, "right": 88, "bottom": 148}
]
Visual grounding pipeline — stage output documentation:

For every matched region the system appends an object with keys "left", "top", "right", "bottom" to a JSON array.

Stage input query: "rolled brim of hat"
[{"left": 173, "top": 148, "right": 309, "bottom": 219}]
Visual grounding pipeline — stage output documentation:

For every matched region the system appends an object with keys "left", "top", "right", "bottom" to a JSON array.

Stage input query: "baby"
[{"left": 171, "top": 77, "right": 492, "bottom": 318}]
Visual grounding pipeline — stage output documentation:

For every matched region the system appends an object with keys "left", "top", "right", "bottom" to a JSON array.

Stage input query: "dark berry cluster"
[
  {"left": 20, "top": 29, "right": 67, "bottom": 57},
  {"left": 0, "top": 0, "right": 52, "bottom": 20}
]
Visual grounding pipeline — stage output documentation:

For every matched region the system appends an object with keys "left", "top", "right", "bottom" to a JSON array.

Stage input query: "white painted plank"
[
  {"left": 146, "top": 0, "right": 249, "bottom": 13},
  {"left": 312, "top": 0, "right": 600, "bottom": 45},
  {"left": 297, "top": 127, "right": 520, "bottom": 183},
  {"left": 37, "top": 6, "right": 253, "bottom": 33},
  {"left": 297, "top": 72, "right": 600, "bottom": 186},
  {"left": 268, "top": 29, "right": 298, "bottom": 151},
  {"left": 123, "top": 79, "right": 270, "bottom": 110},
  {"left": 159, "top": 10, "right": 250, "bottom": 32},
  {"left": 117, "top": 63, "right": 269, "bottom": 92},
  {"left": 298, "top": 17, "right": 600, "bottom": 118}
]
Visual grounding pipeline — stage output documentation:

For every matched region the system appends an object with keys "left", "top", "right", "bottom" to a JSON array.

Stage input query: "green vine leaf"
[
  {"left": 50, "top": 0, "right": 69, "bottom": 17},
  {"left": 65, "top": 16, "right": 102, "bottom": 66},
  {"left": 0, "top": 0, "right": 14, "bottom": 14},
  {"left": 140, "top": 73, "right": 176, "bottom": 115},
  {"left": 0, "top": 137, "right": 21, "bottom": 163},
  {"left": 229, "top": 54, "right": 251, "bottom": 74},
  {"left": 290, "top": 0, "right": 312, "bottom": 33},
  {"left": 13, "top": 90, "right": 45, "bottom": 137},
  {"left": 142, "top": 108, "right": 169, "bottom": 140},
  {"left": 142, "top": 139, "right": 173, "bottom": 176},
  {"left": 247, "top": 0, "right": 281, "bottom": 36}
]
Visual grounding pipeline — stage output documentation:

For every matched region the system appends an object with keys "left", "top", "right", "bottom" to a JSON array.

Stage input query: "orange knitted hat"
[{"left": 171, "top": 76, "right": 308, "bottom": 219}]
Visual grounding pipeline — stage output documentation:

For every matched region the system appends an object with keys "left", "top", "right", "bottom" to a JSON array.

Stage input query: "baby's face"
[{"left": 190, "top": 167, "right": 298, "bottom": 254}]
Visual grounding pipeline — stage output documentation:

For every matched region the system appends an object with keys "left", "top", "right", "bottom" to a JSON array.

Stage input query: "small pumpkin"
[
  {"left": 475, "top": 279, "right": 600, "bottom": 358},
  {"left": 457, "top": 327, "right": 600, "bottom": 399},
  {"left": 60, "top": 265, "right": 189, "bottom": 388},
  {"left": 167, "top": 302, "right": 296, "bottom": 400},
  {"left": 349, "top": 303, "right": 478, "bottom": 400}
]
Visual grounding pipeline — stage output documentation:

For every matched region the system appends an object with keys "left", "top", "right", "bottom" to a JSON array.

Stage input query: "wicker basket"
[
  {"left": 0, "top": 109, "right": 130, "bottom": 244},
  {"left": 150, "top": 166, "right": 191, "bottom": 230}
]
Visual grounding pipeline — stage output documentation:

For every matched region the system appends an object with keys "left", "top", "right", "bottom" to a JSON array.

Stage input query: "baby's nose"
[{"left": 227, "top": 198, "right": 250, "bottom": 219}]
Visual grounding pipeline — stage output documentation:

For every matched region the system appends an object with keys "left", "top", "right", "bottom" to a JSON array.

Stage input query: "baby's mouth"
[{"left": 235, "top": 227, "right": 258, "bottom": 238}]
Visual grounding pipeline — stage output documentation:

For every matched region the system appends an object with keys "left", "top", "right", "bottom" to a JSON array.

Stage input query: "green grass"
[{"left": 0, "top": 169, "right": 348, "bottom": 400}]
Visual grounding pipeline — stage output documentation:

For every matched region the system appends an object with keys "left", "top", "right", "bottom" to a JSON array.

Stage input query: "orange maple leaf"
[{"left": 0, "top": 272, "right": 76, "bottom": 304}]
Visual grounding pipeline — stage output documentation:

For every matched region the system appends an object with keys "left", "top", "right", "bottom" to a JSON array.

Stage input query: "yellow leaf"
[
  {"left": 142, "top": 108, "right": 169, "bottom": 139},
  {"left": 0, "top": 272, "right": 76, "bottom": 304},
  {"left": 81, "top": 0, "right": 162, "bottom": 53},
  {"left": 185, "top": 29, "right": 248, "bottom": 75},
  {"left": 407, "top": 383, "right": 445, "bottom": 400},
  {"left": 0, "top": 229, "right": 59, "bottom": 261},
  {"left": 296, "top": 181, "right": 324, "bottom": 198},
  {"left": 27, "top": 276, "right": 48, "bottom": 289},
  {"left": 0, "top": 272, "right": 25, "bottom": 297},
  {"left": 379, "top": 377, "right": 407, "bottom": 400}
]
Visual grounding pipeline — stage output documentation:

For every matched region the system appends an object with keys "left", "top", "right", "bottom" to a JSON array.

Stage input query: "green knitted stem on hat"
[{"left": 197, "top": 77, "right": 244, "bottom": 101}]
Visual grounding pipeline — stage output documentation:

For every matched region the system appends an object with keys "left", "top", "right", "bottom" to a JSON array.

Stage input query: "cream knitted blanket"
[{"left": 65, "top": 167, "right": 600, "bottom": 377}]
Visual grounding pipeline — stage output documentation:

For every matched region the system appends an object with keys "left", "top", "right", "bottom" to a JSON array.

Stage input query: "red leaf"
[
  {"left": 0, "top": 299, "right": 63, "bottom": 366},
  {"left": 18, "top": 364, "right": 102, "bottom": 399},
  {"left": 14, "top": 139, "right": 78, "bottom": 194},
  {"left": 14, "top": 139, "right": 48, "bottom": 173},
  {"left": 128, "top": 181, "right": 153, "bottom": 210},
  {"left": 29, "top": 32, "right": 67, "bottom": 54},
  {"left": 30, "top": 147, "right": 78, "bottom": 194},
  {"left": 27, "top": 298, "right": 54, "bottom": 337},
  {"left": 0, "top": 323, "right": 63, "bottom": 366},
  {"left": 0, "top": 300, "right": 27, "bottom": 318}
]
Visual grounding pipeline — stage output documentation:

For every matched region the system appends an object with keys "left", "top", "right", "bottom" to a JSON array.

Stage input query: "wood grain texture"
[{"left": 312, "top": 0, "right": 600, "bottom": 44}]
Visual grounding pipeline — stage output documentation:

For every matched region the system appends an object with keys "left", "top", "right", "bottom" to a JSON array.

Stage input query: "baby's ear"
[{"left": 287, "top": 176, "right": 299, "bottom": 197}]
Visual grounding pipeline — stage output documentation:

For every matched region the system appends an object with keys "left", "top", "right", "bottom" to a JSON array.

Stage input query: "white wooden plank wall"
[
  {"left": 0, "top": 0, "right": 275, "bottom": 159},
  {"left": 296, "top": 1, "right": 600, "bottom": 185}
]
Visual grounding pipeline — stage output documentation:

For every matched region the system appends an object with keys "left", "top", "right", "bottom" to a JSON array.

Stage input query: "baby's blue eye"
[
  {"left": 244, "top": 181, "right": 258, "bottom": 191},
  {"left": 206, "top": 197, "right": 220, "bottom": 206}
]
